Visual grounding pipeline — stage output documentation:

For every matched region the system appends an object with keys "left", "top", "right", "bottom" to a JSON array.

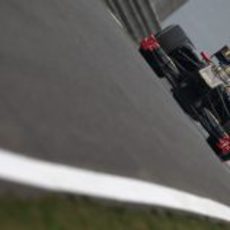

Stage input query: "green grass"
[{"left": 0, "top": 195, "right": 229, "bottom": 230}]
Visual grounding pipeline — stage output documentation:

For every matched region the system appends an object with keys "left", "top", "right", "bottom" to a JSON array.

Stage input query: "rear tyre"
[{"left": 156, "top": 25, "right": 194, "bottom": 54}]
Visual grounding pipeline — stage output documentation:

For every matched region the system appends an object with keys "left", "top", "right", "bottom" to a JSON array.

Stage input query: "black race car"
[{"left": 140, "top": 25, "right": 230, "bottom": 161}]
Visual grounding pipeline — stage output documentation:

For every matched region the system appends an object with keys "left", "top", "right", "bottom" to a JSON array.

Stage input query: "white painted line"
[
  {"left": 109, "top": 12, "right": 124, "bottom": 29},
  {"left": 0, "top": 149, "right": 230, "bottom": 222}
]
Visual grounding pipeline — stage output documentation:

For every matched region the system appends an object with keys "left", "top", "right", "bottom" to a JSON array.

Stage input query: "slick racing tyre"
[{"left": 156, "top": 25, "right": 194, "bottom": 54}]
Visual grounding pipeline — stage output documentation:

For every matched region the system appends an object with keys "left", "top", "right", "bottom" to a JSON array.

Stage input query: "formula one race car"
[{"left": 140, "top": 25, "right": 230, "bottom": 161}]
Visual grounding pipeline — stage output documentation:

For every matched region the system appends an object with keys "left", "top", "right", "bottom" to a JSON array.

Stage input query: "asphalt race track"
[{"left": 1, "top": 0, "right": 230, "bottom": 206}]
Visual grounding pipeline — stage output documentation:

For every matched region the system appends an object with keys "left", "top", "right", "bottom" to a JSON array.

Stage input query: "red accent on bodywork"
[
  {"left": 216, "top": 135, "right": 230, "bottom": 155},
  {"left": 140, "top": 34, "right": 160, "bottom": 52},
  {"left": 201, "top": 51, "right": 212, "bottom": 64}
]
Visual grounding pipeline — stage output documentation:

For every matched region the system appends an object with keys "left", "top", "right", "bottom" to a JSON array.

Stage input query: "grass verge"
[{"left": 0, "top": 195, "right": 229, "bottom": 230}]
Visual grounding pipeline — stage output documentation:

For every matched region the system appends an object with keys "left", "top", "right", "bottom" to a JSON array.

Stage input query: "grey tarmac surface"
[{"left": 1, "top": 0, "right": 230, "bottom": 206}]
